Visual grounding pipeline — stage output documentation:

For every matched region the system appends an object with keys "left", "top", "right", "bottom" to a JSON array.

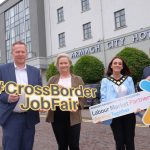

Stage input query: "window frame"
[
  {"left": 57, "top": 7, "right": 64, "bottom": 23},
  {"left": 81, "top": 0, "right": 90, "bottom": 12},
  {"left": 114, "top": 9, "right": 126, "bottom": 30},
  {"left": 58, "top": 32, "right": 66, "bottom": 48},
  {"left": 83, "top": 22, "right": 92, "bottom": 40},
  {"left": 4, "top": 0, "right": 32, "bottom": 62}
]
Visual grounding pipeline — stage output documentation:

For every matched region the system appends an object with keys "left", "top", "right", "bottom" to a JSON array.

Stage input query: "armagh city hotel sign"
[{"left": 71, "top": 28, "right": 150, "bottom": 59}]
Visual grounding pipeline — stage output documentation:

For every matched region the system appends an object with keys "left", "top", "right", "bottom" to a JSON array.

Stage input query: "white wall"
[
  {"left": 44, "top": 0, "right": 102, "bottom": 56},
  {"left": 102, "top": 0, "right": 150, "bottom": 39},
  {"left": 44, "top": 0, "right": 150, "bottom": 67}
]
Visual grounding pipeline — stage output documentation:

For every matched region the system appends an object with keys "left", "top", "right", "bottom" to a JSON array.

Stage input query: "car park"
[{"left": 84, "top": 83, "right": 100, "bottom": 108}]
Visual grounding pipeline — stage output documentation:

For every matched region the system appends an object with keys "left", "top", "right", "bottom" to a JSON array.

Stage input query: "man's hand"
[
  {"left": 146, "top": 76, "right": 150, "bottom": 81},
  {"left": 8, "top": 94, "right": 19, "bottom": 103},
  {"left": 134, "top": 108, "right": 145, "bottom": 114}
]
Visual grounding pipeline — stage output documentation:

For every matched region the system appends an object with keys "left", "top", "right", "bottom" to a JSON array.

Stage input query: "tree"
[
  {"left": 117, "top": 47, "right": 150, "bottom": 83},
  {"left": 46, "top": 62, "right": 58, "bottom": 81},
  {"left": 74, "top": 55, "right": 104, "bottom": 83}
]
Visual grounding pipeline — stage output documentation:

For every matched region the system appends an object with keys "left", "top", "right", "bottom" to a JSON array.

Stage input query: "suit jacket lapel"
[
  {"left": 9, "top": 63, "right": 16, "bottom": 82},
  {"left": 53, "top": 75, "right": 59, "bottom": 84},
  {"left": 71, "top": 74, "right": 78, "bottom": 88},
  {"left": 27, "top": 65, "right": 33, "bottom": 85}
]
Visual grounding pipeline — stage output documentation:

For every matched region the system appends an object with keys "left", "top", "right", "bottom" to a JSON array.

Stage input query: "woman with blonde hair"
[{"left": 46, "top": 53, "right": 84, "bottom": 150}]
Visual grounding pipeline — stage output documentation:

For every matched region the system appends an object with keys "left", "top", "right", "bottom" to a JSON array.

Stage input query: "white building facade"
[
  {"left": 1, "top": 0, "right": 150, "bottom": 83},
  {"left": 44, "top": 0, "right": 150, "bottom": 67}
]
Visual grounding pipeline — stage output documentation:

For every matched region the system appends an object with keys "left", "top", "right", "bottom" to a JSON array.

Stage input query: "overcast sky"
[{"left": 0, "top": 0, "right": 5, "bottom": 4}]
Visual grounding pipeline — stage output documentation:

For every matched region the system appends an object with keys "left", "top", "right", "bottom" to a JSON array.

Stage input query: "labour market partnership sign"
[{"left": 89, "top": 80, "right": 150, "bottom": 125}]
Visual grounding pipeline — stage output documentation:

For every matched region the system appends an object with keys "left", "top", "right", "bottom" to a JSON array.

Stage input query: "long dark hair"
[{"left": 106, "top": 56, "right": 131, "bottom": 76}]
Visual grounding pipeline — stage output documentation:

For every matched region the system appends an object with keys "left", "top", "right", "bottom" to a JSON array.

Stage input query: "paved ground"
[{"left": 0, "top": 109, "right": 150, "bottom": 150}]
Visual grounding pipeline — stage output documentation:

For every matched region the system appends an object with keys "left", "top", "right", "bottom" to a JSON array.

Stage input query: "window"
[
  {"left": 83, "top": 22, "right": 92, "bottom": 40},
  {"left": 4, "top": 0, "right": 32, "bottom": 62},
  {"left": 114, "top": 9, "right": 126, "bottom": 29},
  {"left": 81, "top": 0, "right": 89, "bottom": 12},
  {"left": 58, "top": 32, "right": 65, "bottom": 48},
  {"left": 57, "top": 7, "right": 64, "bottom": 23}
]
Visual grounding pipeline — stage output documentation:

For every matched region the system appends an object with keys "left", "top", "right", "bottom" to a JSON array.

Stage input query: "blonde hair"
[{"left": 55, "top": 53, "right": 72, "bottom": 68}]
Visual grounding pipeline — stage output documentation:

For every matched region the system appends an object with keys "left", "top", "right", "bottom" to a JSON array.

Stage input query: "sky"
[{"left": 0, "top": 0, "right": 5, "bottom": 4}]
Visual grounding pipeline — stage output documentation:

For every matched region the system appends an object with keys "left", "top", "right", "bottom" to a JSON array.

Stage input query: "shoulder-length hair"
[
  {"left": 55, "top": 53, "right": 72, "bottom": 68},
  {"left": 106, "top": 56, "right": 131, "bottom": 76}
]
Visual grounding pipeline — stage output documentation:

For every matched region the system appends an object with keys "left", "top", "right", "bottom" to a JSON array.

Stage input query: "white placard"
[{"left": 89, "top": 91, "right": 150, "bottom": 123}]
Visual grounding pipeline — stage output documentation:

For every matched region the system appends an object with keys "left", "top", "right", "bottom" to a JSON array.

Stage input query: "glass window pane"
[
  {"left": 57, "top": 7, "right": 64, "bottom": 22},
  {"left": 121, "top": 15, "right": 125, "bottom": 21},
  {"left": 59, "top": 32, "right": 65, "bottom": 47},
  {"left": 82, "top": 0, "right": 89, "bottom": 11},
  {"left": 114, "top": 9, "right": 126, "bottom": 29},
  {"left": 15, "top": 15, "right": 19, "bottom": 21},
  {"left": 120, "top": 9, "right": 125, "bottom": 15},
  {"left": 25, "top": 9, "right": 29, "bottom": 15},
  {"left": 116, "top": 22, "right": 120, "bottom": 28},
  {"left": 19, "top": 2, "right": 24, "bottom": 12},
  {"left": 4, "top": 0, "right": 32, "bottom": 62},
  {"left": 10, "top": 9, "right": 14, "bottom": 17},
  {"left": 115, "top": 12, "right": 120, "bottom": 17},
  {"left": 116, "top": 17, "right": 120, "bottom": 22},
  {"left": 83, "top": 22, "right": 91, "bottom": 39}
]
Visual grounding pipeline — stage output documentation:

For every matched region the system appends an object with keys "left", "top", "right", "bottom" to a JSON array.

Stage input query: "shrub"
[
  {"left": 74, "top": 55, "right": 104, "bottom": 83},
  {"left": 117, "top": 47, "right": 150, "bottom": 83},
  {"left": 46, "top": 62, "right": 58, "bottom": 81}
]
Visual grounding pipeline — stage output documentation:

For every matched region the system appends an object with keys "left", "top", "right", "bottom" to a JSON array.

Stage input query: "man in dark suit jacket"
[
  {"left": 136, "top": 66, "right": 150, "bottom": 121},
  {"left": 137, "top": 66, "right": 150, "bottom": 91},
  {"left": 141, "top": 66, "right": 150, "bottom": 127},
  {"left": 141, "top": 66, "right": 150, "bottom": 80},
  {"left": 0, "top": 41, "right": 42, "bottom": 150}
]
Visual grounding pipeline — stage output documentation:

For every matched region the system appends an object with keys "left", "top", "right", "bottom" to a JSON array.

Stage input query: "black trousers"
[
  {"left": 110, "top": 113, "right": 136, "bottom": 150},
  {"left": 52, "top": 107, "right": 81, "bottom": 150}
]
